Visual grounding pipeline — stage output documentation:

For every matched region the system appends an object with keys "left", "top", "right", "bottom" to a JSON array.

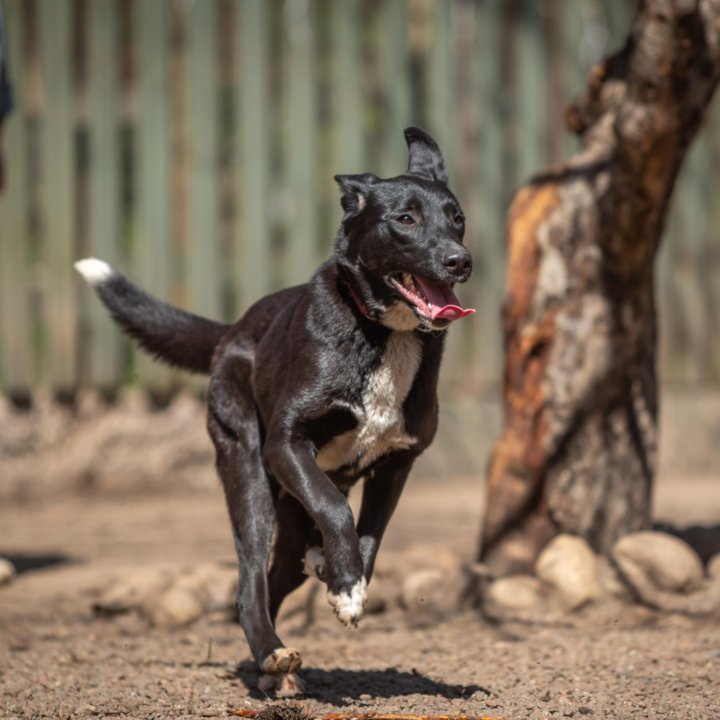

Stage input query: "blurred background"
[{"left": 0, "top": 0, "right": 719, "bottom": 480}]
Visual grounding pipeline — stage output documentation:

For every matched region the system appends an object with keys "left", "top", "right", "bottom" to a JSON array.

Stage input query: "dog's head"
[{"left": 334, "top": 127, "right": 474, "bottom": 332}]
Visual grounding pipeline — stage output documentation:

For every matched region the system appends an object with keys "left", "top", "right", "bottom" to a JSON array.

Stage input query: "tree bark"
[{"left": 479, "top": 0, "right": 720, "bottom": 575}]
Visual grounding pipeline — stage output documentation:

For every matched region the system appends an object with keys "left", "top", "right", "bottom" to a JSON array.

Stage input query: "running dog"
[{"left": 75, "top": 127, "right": 474, "bottom": 695}]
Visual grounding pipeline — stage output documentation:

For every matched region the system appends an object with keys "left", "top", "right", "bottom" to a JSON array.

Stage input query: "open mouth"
[{"left": 389, "top": 273, "right": 476, "bottom": 323}]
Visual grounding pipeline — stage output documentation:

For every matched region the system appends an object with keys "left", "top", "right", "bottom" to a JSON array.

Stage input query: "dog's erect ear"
[
  {"left": 334, "top": 173, "right": 377, "bottom": 214},
  {"left": 404, "top": 126, "right": 449, "bottom": 184}
]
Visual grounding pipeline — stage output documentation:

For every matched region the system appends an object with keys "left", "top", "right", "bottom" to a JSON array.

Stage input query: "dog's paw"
[
  {"left": 327, "top": 577, "right": 368, "bottom": 628},
  {"left": 257, "top": 671, "right": 305, "bottom": 697},
  {"left": 260, "top": 647, "right": 302, "bottom": 675},
  {"left": 258, "top": 648, "right": 304, "bottom": 697},
  {"left": 303, "top": 546, "right": 326, "bottom": 581}
]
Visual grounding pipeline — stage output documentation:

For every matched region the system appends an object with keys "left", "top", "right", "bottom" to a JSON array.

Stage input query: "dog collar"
[{"left": 347, "top": 286, "right": 370, "bottom": 318}]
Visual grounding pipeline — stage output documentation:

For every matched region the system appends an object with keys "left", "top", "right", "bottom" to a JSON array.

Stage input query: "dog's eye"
[
  {"left": 454, "top": 212, "right": 465, "bottom": 225},
  {"left": 396, "top": 214, "right": 415, "bottom": 225}
]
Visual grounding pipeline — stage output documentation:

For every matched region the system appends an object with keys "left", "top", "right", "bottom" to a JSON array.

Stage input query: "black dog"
[{"left": 75, "top": 127, "right": 474, "bottom": 695}]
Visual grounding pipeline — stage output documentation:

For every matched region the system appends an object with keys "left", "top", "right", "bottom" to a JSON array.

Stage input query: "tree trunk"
[{"left": 479, "top": 0, "right": 720, "bottom": 575}]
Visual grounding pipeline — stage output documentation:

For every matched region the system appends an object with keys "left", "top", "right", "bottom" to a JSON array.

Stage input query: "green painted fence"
[{"left": 0, "top": 0, "right": 718, "bottom": 401}]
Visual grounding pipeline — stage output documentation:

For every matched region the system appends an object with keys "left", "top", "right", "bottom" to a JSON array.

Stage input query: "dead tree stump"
[{"left": 480, "top": 0, "right": 720, "bottom": 575}]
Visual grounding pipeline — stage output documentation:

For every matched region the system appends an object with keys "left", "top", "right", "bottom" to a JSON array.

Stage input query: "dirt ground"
[{"left": 1, "top": 400, "right": 719, "bottom": 720}]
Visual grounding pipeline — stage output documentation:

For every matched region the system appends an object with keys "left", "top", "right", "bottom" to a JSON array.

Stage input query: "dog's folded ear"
[
  {"left": 404, "top": 126, "right": 449, "bottom": 185},
  {"left": 334, "top": 173, "right": 377, "bottom": 215}
]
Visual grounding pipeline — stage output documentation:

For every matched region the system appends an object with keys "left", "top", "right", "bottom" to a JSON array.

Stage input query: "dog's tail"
[{"left": 74, "top": 258, "right": 230, "bottom": 375}]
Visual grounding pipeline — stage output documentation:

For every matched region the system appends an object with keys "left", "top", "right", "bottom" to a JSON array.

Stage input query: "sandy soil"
[{"left": 1, "top": 456, "right": 719, "bottom": 720}]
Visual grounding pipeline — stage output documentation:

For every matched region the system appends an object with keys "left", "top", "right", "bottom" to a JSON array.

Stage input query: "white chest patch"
[{"left": 316, "top": 332, "right": 422, "bottom": 472}]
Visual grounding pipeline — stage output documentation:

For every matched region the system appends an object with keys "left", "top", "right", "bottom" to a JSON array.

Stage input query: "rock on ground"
[
  {"left": 612, "top": 531, "right": 705, "bottom": 593},
  {"left": 483, "top": 575, "right": 549, "bottom": 617},
  {"left": 0, "top": 558, "right": 16, "bottom": 585},
  {"left": 94, "top": 563, "right": 236, "bottom": 628},
  {"left": 535, "top": 534, "right": 600, "bottom": 610}
]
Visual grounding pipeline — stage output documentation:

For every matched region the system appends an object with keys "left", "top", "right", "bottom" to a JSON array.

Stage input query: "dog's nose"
[{"left": 442, "top": 247, "right": 472, "bottom": 280}]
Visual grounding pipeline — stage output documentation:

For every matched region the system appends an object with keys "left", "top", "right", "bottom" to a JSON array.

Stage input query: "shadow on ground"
[
  {"left": 233, "top": 662, "right": 489, "bottom": 704},
  {"left": 0, "top": 552, "right": 72, "bottom": 574}
]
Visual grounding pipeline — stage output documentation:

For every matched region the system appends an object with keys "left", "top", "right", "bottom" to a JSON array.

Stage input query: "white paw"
[
  {"left": 327, "top": 577, "right": 368, "bottom": 628},
  {"left": 303, "top": 546, "right": 326, "bottom": 581}
]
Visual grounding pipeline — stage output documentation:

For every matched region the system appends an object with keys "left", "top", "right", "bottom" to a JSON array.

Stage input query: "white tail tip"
[{"left": 74, "top": 258, "right": 114, "bottom": 286}]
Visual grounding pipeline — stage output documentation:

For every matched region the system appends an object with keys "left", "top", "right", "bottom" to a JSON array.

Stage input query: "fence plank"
[
  {"left": 426, "top": 0, "right": 454, "bottom": 175},
  {"left": 475, "top": 0, "right": 505, "bottom": 388},
  {"left": 682, "top": 135, "right": 713, "bottom": 383},
  {"left": 0, "top": 0, "right": 31, "bottom": 396},
  {"left": 543, "top": 0, "right": 564, "bottom": 165},
  {"left": 378, "top": 0, "right": 411, "bottom": 178},
  {"left": 39, "top": 0, "right": 77, "bottom": 394},
  {"left": 331, "top": 0, "right": 363, "bottom": 176},
  {"left": 188, "top": 0, "right": 220, "bottom": 320},
  {"left": 561, "top": 1, "right": 585, "bottom": 159},
  {"left": 658, "top": 204, "right": 681, "bottom": 382},
  {"left": 425, "top": 0, "right": 465, "bottom": 385},
  {"left": 663, "top": 136, "right": 714, "bottom": 385},
  {"left": 604, "top": 0, "right": 635, "bottom": 48},
  {"left": 516, "top": 0, "right": 545, "bottom": 180},
  {"left": 284, "top": 0, "right": 319, "bottom": 286},
  {"left": 135, "top": 0, "right": 173, "bottom": 392},
  {"left": 86, "top": 0, "right": 123, "bottom": 391},
  {"left": 705, "top": 102, "right": 720, "bottom": 381},
  {"left": 235, "top": 0, "right": 271, "bottom": 314},
  {"left": 327, "top": 0, "right": 364, "bottom": 262}
]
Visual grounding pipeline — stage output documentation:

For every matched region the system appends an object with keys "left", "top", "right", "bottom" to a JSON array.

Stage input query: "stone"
[
  {"left": 484, "top": 575, "right": 545, "bottom": 614},
  {"left": 536, "top": 534, "right": 600, "bottom": 610},
  {"left": 401, "top": 568, "right": 445, "bottom": 614},
  {"left": 0, "top": 557, "right": 16, "bottom": 585},
  {"left": 595, "top": 556, "right": 632, "bottom": 600},
  {"left": 145, "top": 578, "right": 206, "bottom": 628},
  {"left": 707, "top": 553, "right": 720, "bottom": 579},
  {"left": 95, "top": 563, "right": 236, "bottom": 626},
  {"left": 94, "top": 566, "right": 175, "bottom": 615},
  {"left": 612, "top": 531, "right": 704, "bottom": 593},
  {"left": 400, "top": 566, "right": 473, "bottom": 622}
]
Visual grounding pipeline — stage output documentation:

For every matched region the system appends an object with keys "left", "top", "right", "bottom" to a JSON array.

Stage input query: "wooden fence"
[{"left": 0, "top": 0, "right": 718, "bottom": 401}]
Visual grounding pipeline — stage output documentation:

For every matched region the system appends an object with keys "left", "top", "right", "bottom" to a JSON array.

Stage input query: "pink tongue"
[{"left": 414, "top": 277, "right": 477, "bottom": 322}]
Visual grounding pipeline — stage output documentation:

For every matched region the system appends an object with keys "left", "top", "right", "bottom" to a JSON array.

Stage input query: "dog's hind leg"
[
  {"left": 268, "top": 491, "right": 315, "bottom": 623},
  {"left": 208, "top": 372, "right": 303, "bottom": 696}
]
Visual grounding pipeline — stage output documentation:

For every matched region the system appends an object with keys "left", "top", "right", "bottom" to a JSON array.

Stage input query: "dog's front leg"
[
  {"left": 356, "top": 453, "right": 415, "bottom": 581},
  {"left": 263, "top": 434, "right": 366, "bottom": 627}
]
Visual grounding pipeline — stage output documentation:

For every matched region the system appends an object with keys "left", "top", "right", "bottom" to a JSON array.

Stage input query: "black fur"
[
  {"left": 77, "top": 127, "right": 472, "bottom": 692},
  {"left": 91, "top": 270, "right": 230, "bottom": 374}
]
